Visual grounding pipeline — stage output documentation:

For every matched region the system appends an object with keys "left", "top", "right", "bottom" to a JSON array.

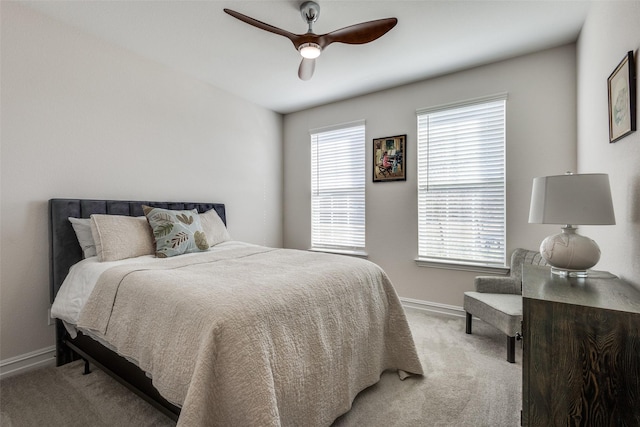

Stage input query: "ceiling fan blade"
[
  {"left": 318, "top": 18, "right": 397, "bottom": 48},
  {"left": 224, "top": 8, "right": 301, "bottom": 44},
  {"left": 298, "top": 58, "right": 316, "bottom": 80}
]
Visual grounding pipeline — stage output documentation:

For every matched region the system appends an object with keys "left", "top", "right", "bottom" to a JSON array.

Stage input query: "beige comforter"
[{"left": 77, "top": 244, "right": 423, "bottom": 426}]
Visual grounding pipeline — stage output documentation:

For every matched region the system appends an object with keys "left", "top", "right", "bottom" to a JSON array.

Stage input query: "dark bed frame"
[{"left": 49, "top": 198, "right": 227, "bottom": 421}]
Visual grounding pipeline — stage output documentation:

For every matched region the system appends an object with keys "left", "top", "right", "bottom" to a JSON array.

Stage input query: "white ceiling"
[{"left": 23, "top": 0, "right": 592, "bottom": 114}]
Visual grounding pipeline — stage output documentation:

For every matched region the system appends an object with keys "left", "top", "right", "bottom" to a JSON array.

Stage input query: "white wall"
[
  {"left": 284, "top": 45, "right": 577, "bottom": 307},
  {"left": 0, "top": 3, "right": 283, "bottom": 361},
  {"left": 576, "top": 1, "right": 640, "bottom": 288}
]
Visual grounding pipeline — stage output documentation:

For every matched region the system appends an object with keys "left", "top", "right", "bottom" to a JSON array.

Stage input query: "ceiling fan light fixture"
[{"left": 298, "top": 43, "right": 321, "bottom": 59}]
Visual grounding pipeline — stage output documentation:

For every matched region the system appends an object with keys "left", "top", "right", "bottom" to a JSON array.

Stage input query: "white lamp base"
[{"left": 539, "top": 226, "right": 601, "bottom": 277}]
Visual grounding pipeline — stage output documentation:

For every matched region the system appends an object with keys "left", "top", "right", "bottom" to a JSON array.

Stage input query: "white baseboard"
[
  {"left": 0, "top": 346, "right": 56, "bottom": 380},
  {"left": 400, "top": 297, "right": 466, "bottom": 318}
]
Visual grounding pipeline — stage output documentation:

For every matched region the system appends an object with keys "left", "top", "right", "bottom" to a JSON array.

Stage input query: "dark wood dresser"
[{"left": 522, "top": 264, "right": 640, "bottom": 427}]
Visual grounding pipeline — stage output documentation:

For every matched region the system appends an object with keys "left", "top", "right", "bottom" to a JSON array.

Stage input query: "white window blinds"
[
  {"left": 417, "top": 95, "right": 506, "bottom": 267},
  {"left": 311, "top": 122, "right": 365, "bottom": 252}
]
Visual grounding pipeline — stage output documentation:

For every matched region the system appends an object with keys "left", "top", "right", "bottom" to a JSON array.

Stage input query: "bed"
[{"left": 49, "top": 198, "right": 423, "bottom": 426}]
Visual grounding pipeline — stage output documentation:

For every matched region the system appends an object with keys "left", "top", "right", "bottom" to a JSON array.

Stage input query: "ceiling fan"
[{"left": 223, "top": 1, "right": 397, "bottom": 81}]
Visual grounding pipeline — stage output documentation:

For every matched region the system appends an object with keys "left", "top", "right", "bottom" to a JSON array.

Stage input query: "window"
[
  {"left": 310, "top": 121, "right": 366, "bottom": 254},
  {"left": 416, "top": 95, "right": 506, "bottom": 268}
]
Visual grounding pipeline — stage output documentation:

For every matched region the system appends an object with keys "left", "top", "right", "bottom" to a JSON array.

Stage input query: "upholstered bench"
[{"left": 463, "top": 248, "right": 548, "bottom": 363}]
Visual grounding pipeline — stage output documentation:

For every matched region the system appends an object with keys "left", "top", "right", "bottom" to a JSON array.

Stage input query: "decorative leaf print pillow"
[{"left": 142, "top": 206, "right": 209, "bottom": 258}]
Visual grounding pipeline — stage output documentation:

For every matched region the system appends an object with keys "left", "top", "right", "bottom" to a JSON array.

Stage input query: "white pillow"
[
  {"left": 68, "top": 217, "right": 97, "bottom": 258},
  {"left": 90, "top": 214, "right": 155, "bottom": 262},
  {"left": 199, "top": 208, "right": 231, "bottom": 247}
]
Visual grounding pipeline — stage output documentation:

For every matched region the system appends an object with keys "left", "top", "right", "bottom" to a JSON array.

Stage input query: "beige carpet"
[{"left": 0, "top": 309, "right": 521, "bottom": 426}]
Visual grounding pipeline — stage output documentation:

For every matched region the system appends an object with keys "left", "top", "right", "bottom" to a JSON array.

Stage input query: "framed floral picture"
[
  {"left": 608, "top": 51, "right": 636, "bottom": 143},
  {"left": 373, "top": 134, "right": 406, "bottom": 182}
]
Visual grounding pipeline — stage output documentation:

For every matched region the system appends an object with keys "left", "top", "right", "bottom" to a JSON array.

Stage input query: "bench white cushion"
[{"left": 463, "top": 291, "right": 522, "bottom": 337}]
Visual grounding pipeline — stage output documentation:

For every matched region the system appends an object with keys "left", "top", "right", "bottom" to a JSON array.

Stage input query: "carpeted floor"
[{"left": 0, "top": 309, "right": 521, "bottom": 426}]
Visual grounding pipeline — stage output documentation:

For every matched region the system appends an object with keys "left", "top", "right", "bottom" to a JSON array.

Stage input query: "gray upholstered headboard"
[{"left": 48, "top": 198, "right": 226, "bottom": 303}]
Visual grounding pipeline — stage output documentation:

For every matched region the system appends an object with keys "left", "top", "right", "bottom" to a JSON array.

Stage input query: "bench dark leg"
[
  {"left": 465, "top": 312, "right": 472, "bottom": 334},
  {"left": 507, "top": 336, "right": 515, "bottom": 363},
  {"left": 83, "top": 358, "right": 91, "bottom": 375}
]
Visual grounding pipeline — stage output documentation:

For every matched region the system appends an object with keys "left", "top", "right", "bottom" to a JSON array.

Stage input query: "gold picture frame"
[
  {"left": 373, "top": 134, "right": 406, "bottom": 182},
  {"left": 608, "top": 51, "right": 636, "bottom": 143}
]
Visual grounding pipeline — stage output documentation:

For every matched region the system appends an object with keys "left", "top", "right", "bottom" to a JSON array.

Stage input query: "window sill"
[
  {"left": 309, "top": 248, "right": 369, "bottom": 258},
  {"left": 415, "top": 258, "right": 509, "bottom": 275}
]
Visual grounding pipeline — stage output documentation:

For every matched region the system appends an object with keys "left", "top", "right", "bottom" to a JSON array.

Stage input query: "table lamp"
[{"left": 528, "top": 172, "right": 615, "bottom": 277}]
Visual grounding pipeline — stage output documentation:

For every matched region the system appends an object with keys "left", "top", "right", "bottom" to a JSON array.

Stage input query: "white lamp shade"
[{"left": 528, "top": 173, "right": 615, "bottom": 225}]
